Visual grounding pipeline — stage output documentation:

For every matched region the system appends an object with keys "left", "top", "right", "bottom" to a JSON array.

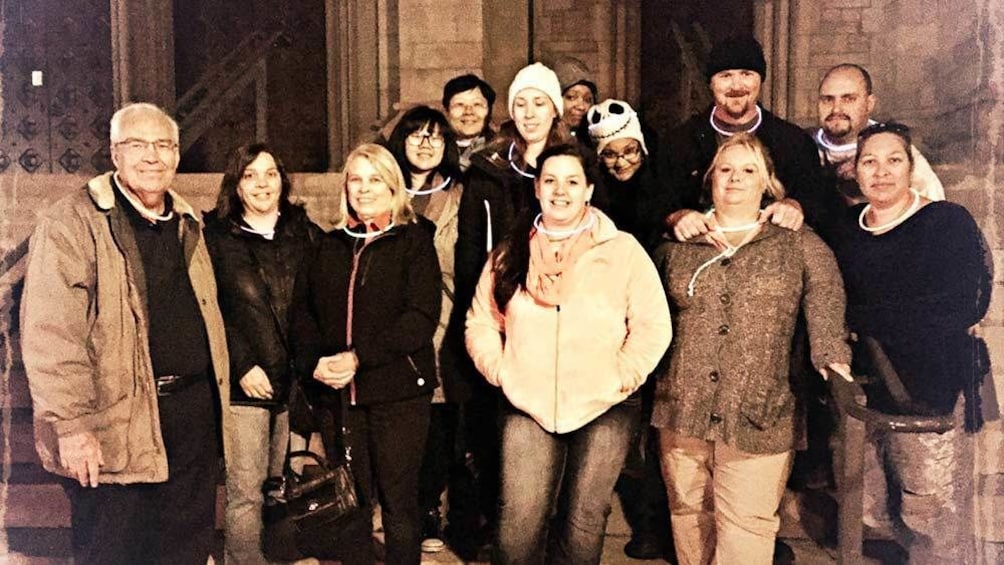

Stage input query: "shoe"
[
  {"left": 421, "top": 508, "right": 445, "bottom": 554},
  {"left": 624, "top": 532, "right": 665, "bottom": 560}
]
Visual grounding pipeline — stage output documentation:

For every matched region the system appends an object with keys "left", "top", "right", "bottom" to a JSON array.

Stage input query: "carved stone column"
[{"left": 110, "top": 0, "right": 175, "bottom": 111}]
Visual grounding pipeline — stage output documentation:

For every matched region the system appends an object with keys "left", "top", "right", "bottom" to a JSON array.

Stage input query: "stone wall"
[{"left": 398, "top": 0, "right": 485, "bottom": 105}]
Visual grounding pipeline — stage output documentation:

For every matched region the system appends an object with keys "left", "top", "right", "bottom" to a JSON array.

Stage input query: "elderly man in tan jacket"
[{"left": 20, "top": 102, "right": 230, "bottom": 565}]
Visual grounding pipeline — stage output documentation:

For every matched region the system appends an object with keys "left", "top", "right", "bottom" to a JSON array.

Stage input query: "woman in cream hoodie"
[{"left": 466, "top": 143, "right": 672, "bottom": 564}]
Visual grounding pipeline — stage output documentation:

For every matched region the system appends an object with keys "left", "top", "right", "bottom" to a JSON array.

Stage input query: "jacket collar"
[{"left": 87, "top": 171, "right": 198, "bottom": 220}]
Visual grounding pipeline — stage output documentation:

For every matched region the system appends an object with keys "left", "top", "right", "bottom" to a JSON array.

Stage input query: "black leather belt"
[{"left": 155, "top": 373, "right": 206, "bottom": 396}]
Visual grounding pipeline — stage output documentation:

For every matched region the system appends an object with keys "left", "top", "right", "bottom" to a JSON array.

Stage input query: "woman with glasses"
[
  {"left": 652, "top": 134, "right": 851, "bottom": 565},
  {"left": 587, "top": 99, "right": 670, "bottom": 250},
  {"left": 384, "top": 106, "right": 466, "bottom": 554},
  {"left": 292, "top": 143, "right": 441, "bottom": 565},
  {"left": 833, "top": 122, "right": 992, "bottom": 564},
  {"left": 203, "top": 143, "right": 322, "bottom": 565},
  {"left": 466, "top": 143, "right": 672, "bottom": 564}
]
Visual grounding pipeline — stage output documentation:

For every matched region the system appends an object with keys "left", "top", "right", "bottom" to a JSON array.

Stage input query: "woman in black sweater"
[
  {"left": 204, "top": 143, "right": 321, "bottom": 565},
  {"left": 292, "top": 143, "right": 441, "bottom": 565},
  {"left": 833, "top": 122, "right": 993, "bottom": 565}
]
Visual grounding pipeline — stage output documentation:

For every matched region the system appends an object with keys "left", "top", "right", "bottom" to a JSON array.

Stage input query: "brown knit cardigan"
[{"left": 651, "top": 223, "right": 851, "bottom": 454}]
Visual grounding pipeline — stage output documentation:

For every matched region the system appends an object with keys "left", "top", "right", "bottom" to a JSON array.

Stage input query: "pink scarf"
[{"left": 526, "top": 226, "right": 595, "bottom": 306}]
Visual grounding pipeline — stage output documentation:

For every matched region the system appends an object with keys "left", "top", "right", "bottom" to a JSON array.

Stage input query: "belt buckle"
[{"left": 156, "top": 375, "right": 179, "bottom": 397}]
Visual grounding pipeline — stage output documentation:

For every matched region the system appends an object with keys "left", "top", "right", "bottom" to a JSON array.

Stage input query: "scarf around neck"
[{"left": 526, "top": 223, "right": 595, "bottom": 306}]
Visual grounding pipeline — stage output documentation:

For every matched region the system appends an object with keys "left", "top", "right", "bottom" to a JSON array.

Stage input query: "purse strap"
[{"left": 282, "top": 388, "right": 352, "bottom": 476}]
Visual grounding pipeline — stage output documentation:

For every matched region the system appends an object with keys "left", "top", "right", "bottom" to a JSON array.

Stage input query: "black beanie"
[{"left": 706, "top": 36, "right": 766, "bottom": 81}]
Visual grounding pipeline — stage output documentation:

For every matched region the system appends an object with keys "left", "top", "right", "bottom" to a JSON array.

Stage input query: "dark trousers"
[
  {"left": 62, "top": 378, "right": 220, "bottom": 565},
  {"left": 418, "top": 402, "right": 460, "bottom": 512},
  {"left": 465, "top": 378, "right": 502, "bottom": 530},
  {"left": 324, "top": 394, "right": 431, "bottom": 565}
]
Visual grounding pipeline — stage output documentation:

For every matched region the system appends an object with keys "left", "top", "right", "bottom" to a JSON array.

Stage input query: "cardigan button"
[
  {"left": 720, "top": 258, "right": 732, "bottom": 267},
  {"left": 719, "top": 293, "right": 730, "bottom": 305},
  {"left": 709, "top": 371, "right": 719, "bottom": 382},
  {"left": 417, "top": 378, "right": 426, "bottom": 386},
  {"left": 718, "top": 324, "right": 730, "bottom": 335},
  {"left": 710, "top": 413, "right": 723, "bottom": 423}
]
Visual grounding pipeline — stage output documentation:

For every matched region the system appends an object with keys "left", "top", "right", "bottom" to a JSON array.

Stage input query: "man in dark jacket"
[{"left": 662, "top": 36, "right": 832, "bottom": 242}]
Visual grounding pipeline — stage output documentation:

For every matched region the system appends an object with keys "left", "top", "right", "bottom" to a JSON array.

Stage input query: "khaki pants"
[{"left": 658, "top": 430, "right": 793, "bottom": 565}]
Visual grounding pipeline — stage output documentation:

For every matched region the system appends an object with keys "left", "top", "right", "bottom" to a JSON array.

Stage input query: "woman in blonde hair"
[
  {"left": 651, "top": 134, "right": 851, "bottom": 565},
  {"left": 292, "top": 143, "right": 441, "bottom": 564}
]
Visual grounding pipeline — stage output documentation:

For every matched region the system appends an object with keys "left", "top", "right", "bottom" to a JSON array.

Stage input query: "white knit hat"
[
  {"left": 507, "top": 62, "right": 564, "bottom": 119},
  {"left": 587, "top": 99, "right": 648, "bottom": 155}
]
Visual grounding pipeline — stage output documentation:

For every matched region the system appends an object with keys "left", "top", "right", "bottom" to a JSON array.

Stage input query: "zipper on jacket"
[
  {"left": 344, "top": 239, "right": 371, "bottom": 406},
  {"left": 554, "top": 304, "right": 561, "bottom": 431}
]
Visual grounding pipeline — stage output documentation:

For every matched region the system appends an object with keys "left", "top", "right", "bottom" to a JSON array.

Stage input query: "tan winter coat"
[
  {"left": 20, "top": 172, "right": 230, "bottom": 484},
  {"left": 466, "top": 210, "right": 672, "bottom": 433}
]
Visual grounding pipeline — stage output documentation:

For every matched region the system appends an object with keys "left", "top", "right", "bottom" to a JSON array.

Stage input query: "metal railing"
[{"left": 828, "top": 344, "right": 954, "bottom": 565}]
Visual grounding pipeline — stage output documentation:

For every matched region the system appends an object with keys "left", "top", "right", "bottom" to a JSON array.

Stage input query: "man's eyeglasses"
[
  {"left": 406, "top": 132, "right": 446, "bottom": 148},
  {"left": 114, "top": 138, "right": 178, "bottom": 155},
  {"left": 600, "top": 144, "right": 642, "bottom": 164}
]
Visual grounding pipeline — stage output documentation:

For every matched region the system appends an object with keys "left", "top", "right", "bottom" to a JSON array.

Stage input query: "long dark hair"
[
  {"left": 215, "top": 142, "right": 293, "bottom": 222},
  {"left": 385, "top": 105, "right": 461, "bottom": 189},
  {"left": 491, "top": 143, "right": 597, "bottom": 310}
]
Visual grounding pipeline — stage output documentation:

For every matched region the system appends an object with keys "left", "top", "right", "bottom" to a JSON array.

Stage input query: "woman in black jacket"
[
  {"left": 203, "top": 143, "right": 321, "bottom": 565},
  {"left": 292, "top": 143, "right": 441, "bottom": 565}
]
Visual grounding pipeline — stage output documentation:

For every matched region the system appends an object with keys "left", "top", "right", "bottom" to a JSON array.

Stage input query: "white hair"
[{"left": 109, "top": 102, "right": 180, "bottom": 144}]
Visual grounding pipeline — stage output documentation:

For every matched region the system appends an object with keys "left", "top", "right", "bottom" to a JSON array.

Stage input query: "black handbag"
[{"left": 262, "top": 392, "right": 360, "bottom": 561}]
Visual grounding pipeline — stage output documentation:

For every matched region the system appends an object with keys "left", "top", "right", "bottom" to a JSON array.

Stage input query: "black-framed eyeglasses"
[
  {"left": 600, "top": 143, "right": 642, "bottom": 164},
  {"left": 406, "top": 132, "right": 445, "bottom": 148}
]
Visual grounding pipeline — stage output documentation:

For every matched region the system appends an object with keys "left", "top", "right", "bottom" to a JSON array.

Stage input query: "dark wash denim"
[{"left": 493, "top": 394, "right": 641, "bottom": 565}]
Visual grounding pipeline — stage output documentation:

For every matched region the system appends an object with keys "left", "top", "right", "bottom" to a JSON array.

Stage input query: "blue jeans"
[
  {"left": 494, "top": 395, "right": 640, "bottom": 565},
  {"left": 224, "top": 405, "right": 289, "bottom": 565}
]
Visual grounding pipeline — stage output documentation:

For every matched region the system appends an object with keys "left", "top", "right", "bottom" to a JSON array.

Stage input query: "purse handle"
[{"left": 281, "top": 388, "right": 351, "bottom": 476}]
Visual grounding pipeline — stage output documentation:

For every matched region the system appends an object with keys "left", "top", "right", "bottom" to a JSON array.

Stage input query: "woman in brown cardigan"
[{"left": 651, "top": 134, "right": 851, "bottom": 565}]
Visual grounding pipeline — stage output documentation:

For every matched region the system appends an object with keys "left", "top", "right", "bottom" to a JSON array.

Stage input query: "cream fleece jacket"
[{"left": 465, "top": 210, "right": 672, "bottom": 433}]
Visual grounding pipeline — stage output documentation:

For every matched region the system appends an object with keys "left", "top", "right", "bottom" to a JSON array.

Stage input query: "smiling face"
[
  {"left": 236, "top": 152, "right": 282, "bottom": 217},
  {"left": 404, "top": 123, "right": 445, "bottom": 175},
  {"left": 600, "top": 138, "right": 644, "bottom": 182},
  {"left": 535, "top": 154, "right": 594, "bottom": 230},
  {"left": 110, "top": 111, "right": 179, "bottom": 202},
  {"left": 512, "top": 88, "right": 558, "bottom": 144},
  {"left": 818, "top": 68, "right": 875, "bottom": 144},
  {"left": 710, "top": 69, "right": 762, "bottom": 123},
  {"left": 709, "top": 145, "right": 767, "bottom": 212},
  {"left": 561, "top": 84, "right": 594, "bottom": 129},
  {"left": 345, "top": 155, "right": 395, "bottom": 221},
  {"left": 855, "top": 132, "right": 913, "bottom": 209},
  {"left": 446, "top": 88, "right": 490, "bottom": 139}
]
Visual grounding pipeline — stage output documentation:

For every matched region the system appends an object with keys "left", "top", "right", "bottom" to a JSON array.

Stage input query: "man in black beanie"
[{"left": 661, "top": 35, "right": 831, "bottom": 241}]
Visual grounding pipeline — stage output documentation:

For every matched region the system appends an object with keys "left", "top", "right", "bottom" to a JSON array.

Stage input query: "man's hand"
[
  {"left": 668, "top": 209, "right": 717, "bottom": 241},
  {"left": 239, "top": 365, "right": 274, "bottom": 400},
  {"left": 59, "top": 432, "right": 103, "bottom": 487},
  {"left": 761, "top": 198, "right": 804, "bottom": 231},
  {"left": 313, "top": 352, "right": 358, "bottom": 390}
]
